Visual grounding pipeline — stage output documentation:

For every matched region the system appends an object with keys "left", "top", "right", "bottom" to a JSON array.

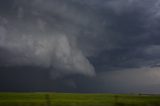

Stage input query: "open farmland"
[{"left": 0, "top": 93, "right": 160, "bottom": 106}]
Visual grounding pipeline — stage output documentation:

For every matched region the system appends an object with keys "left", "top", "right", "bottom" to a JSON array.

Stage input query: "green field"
[{"left": 0, "top": 93, "right": 160, "bottom": 106}]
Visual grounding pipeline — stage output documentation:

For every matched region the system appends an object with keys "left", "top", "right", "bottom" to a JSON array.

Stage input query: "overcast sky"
[{"left": 0, "top": 0, "right": 160, "bottom": 93}]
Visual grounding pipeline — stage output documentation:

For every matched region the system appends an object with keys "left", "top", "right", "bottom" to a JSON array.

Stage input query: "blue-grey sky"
[{"left": 0, "top": 0, "right": 160, "bottom": 93}]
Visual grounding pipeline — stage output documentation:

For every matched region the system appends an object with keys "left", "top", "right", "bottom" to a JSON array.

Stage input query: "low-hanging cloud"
[{"left": 0, "top": 0, "right": 97, "bottom": 78}]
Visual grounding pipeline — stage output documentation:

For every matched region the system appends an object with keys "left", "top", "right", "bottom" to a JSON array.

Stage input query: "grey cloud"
[
  {"left": 0, "top": 0, "right": 97, "bottom": 78},
  {"left": 1, "top": 0, "right": 160, "bottom": 75},
  {"left": 1, "top": 0, "right": 160, "bottom": 93},
  {"left": 90, "top": 0, "right": 160, "bottom": 70},
  {"left": 7, "top": 0, "right": 159, "bottom": 73},
  {"left": 0, "top": 28, "right": 95, "bottom": 77}
]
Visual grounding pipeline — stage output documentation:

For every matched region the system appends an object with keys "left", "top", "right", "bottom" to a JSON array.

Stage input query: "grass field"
[{"left": 0, "top": 93, "right": 160, "bottom": 106}]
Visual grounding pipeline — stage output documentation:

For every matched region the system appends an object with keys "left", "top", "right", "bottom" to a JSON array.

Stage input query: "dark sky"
[{"left": 0, "top": 0, "right": 160, "bottom": 93}]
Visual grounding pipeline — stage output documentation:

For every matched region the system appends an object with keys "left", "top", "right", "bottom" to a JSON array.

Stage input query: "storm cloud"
[
  {"left": 1, "top": 0, "right": 160, "bottom": 93},
  {"left": 0, "top": 0, "right": 97, "bottom": 77}
]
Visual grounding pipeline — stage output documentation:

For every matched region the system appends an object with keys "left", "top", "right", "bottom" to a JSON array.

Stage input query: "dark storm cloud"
[
  {"left": 0, "top": 0, "right": 99, "bottom": 77},
  {"left": 87, "top": 0, "right": 160, "bottom": 71},
  {"left": 0, "top": 0, "right": 15, "bottom": 15},
  {"left": 1, "top": 0, "right": 160, "bottom": 93}
]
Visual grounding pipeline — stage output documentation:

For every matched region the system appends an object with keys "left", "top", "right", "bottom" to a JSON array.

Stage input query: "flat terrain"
[{"left": 0, "top": 93, "right": 160, "bottom": 106}]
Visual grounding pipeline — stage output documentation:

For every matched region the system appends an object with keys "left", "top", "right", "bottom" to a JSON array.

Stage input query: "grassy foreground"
[{"left": 0, "top": 93, "right": 160, "bottom": 106}]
